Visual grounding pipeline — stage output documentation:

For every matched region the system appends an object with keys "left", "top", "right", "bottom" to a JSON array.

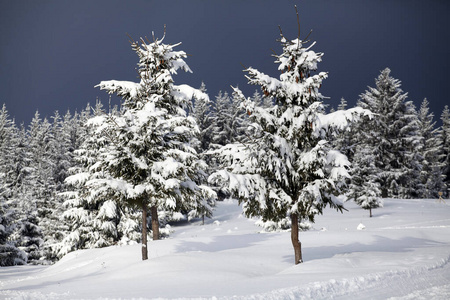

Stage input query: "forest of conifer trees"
[{"left": 1, "top": 56, "right": 449, "bottom": 266}]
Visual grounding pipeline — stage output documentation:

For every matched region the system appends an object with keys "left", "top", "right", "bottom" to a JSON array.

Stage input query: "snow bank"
[{"left": 1, "top": 199, "right": 449, "bottom": 299}]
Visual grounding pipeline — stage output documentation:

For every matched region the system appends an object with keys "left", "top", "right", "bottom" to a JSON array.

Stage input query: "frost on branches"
[
  {"left": 70, "top": 30, "right": 216, "bottom": 261},
  {"left": 209, "top": 24, "right": 371, "bottom": 264}
]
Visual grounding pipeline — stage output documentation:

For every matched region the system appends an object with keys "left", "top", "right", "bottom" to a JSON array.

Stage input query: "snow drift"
[{"left": 1, "top": 198, "right": 449, "bottom": 299}]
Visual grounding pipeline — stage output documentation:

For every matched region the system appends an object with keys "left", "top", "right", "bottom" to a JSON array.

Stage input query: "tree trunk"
[
  {"left": 291, "top": 213, "right": 303, "bottom": 265},
  {"left": 369, "top": 207, "right": 372, "bottom": 218},
  {"left": 151, "top": 206, "right": 159, "bottom": 241},
  {"left": 141, "top": 202, "right": 148, "bottom": 261}
]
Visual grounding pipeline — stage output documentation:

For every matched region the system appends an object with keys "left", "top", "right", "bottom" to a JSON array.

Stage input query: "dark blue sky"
[{"left": 1, "top": 0, "right": 449, "bottom": 125}]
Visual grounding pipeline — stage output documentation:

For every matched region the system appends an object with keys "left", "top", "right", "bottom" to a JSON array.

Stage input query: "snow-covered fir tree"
[
  {"left": 0, "top": 105, "right": 17, "bottom": 201},
  {"left": 209, "top": 88, "right": 250, "bottom": 149},
  {"left": 209, "top": 21, "right": 370, "bottom": 264},
  {"left": 230, "top": 88, "right": 250, "bottom": 142},
  {"left": 58, "top": 102, "right": 142, "bottom": 258},
  {"left": 417, "top": 99, "right": 447, "bottom": 198},
  {"left": 25, "top": 112, "right": 60, "bottom": 261},
  {"left": 192, "top": 82, "right": 213, "bottom": 155},
  {"left": 75, "top": 30, "right": 216, "bottom": 260},
  {"left": 357, "top": 68, "right": 422, "bottom": 199},
  {"left": 440, "top": 105, "right": 450, "bottom": 195},
  {"left": 251, "top": 89, "right": 273, "bottom": 109},
  {"left": 348, "top": 142, "right": 383, "bottom": 217},
  {"left": 209, "top": 90, "right": 232, "bottom": 148},
  {"left": 329, "top": 98, "right": 356, "bottom": 160},
  {"left": 191, "top": 82, "right": 216, "bottom": 223},
  {"left": 0, "top": 195, "right": 27, "bottom": 266},
  {"left": 0, "top": 105, "right": 27, "bottom": 266}
]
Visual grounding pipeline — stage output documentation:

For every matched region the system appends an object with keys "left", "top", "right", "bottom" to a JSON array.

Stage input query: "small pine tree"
[
  {"left": 349, "top": 143, "right": 383, "bottom": 217},
  {"left": 0, "top": 197, "right": 27, "bottom": 266}
]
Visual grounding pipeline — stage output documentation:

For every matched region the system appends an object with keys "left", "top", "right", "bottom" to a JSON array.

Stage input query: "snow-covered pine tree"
[
  {"left": 330, "top": 98, "right": 355, "bottom": 160},
  {"left": 58, "top": 102, "right": 138, "bottom": 258},
  {"left": 337, "top": 97, "right": 348, "bottom": 111},
  {"left": 209, "top": 17, "right": 370, "bottom": 264},
  {"left": 230, "top": 88, "right": 250, "bottom": 142},
  {"left": 192, "top": 82, "right": 213, "bottom": 155},
  {"left": 209, "top": 90, "right": 232, "bottom": 148},
  {"left": 6, "top": 112, "right": 46, "bottom": 263},
  {"left": 0, "top": 104, "right": 17, "bottom": 200},
  {"left": 403, "top": 103, "right": 423, "bottom": 198},
  {"left": 251, "top": 89, "right": 273, "bottom": 109},
  {"left": 191, "top": 82, "right": 216, "bottom": 224},
  {"left": 82, "top": 30, "right": 215, "bottom": 260},
  {"left": 348, "top": 142, "right": 383, "bottom": 217},
  {"left": 357, "top": 68, "right": 422, "bottom": 198},
  {"left": 0, "top": 105, "right": 27, "bottom": 266},
  {"left": 0, "top": 195, "right": 27, "bottom": 266},
  {"left": 209, "top": 88, "right": 250, "bottom": 148},
  {"left": 417, "top": 99, "right": 447, "bottom": 198},
  {"left": 440, "top": 105, "right": 450, "bottom": 195}
]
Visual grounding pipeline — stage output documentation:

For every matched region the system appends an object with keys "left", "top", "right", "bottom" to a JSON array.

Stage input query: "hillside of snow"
[{"left": 1, "top": 198, "right": 449, "bottom": 300}]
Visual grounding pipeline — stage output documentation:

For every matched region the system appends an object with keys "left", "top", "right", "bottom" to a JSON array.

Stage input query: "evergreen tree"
[
  {"left": 192, "top": 82, "right": 213, "bottom": 154},
  {"left": 209, "top": 89, "right": 249, "bottom": 148},
  {"left": 0, "top": 105, "right": 27, "bottom": 266},
  {"left": 251, "top": 89, "right": 273, "bottom": 109},
  {"left": 209, "top": 90, "right": 232, "bottom": 147},
  {"left": 337, "top": 97, "right": 348, "bottom": 111},
  {"left": 210, "top": 22, "right": 370, "bottom": 264},
  {"left": 58, "top": 102, "right": 144, "bottom": 258},
  {"left": 348, "top": 142, "right": 383, "bottom": 217},
  {"left": 0, "top": 105, "right": 17, "bottom": 199},
  {"left": 76, "top": 31, "right": 215, "bottom": 260},
  {"left": 25, "top": 112, "right": 56, "bottom": 261},
  {"left": 0, "top": 195, "right": 27, "bottom": 266},
  {"left": 230, "top": 88, "right": 250, "bottom": 142},
  {"left": 357, "top": 68, "right": 422, "bottom": 198},
  {"left": 440, "top": 105, "right": 450, "bottom": 195},
  {"left": 417, "top": 99, "right": 446, "bottom": 198},
  {"left": 330, "top": 98, "right": 355, "bottom": 160}
]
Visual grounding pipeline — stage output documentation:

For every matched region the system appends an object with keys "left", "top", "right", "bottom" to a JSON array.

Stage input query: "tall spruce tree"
[
  {"left": 75, "top": 30, "right": 215, "bottom": 260},
  {"left": 357, "top": 68, "right": 422, "bottom": 198},
  {"left": 209, "top": 17, "right": 370, "bottom": 264},
  {"left": 417, "top": 99, "right": 446, "bottom": 198},
  {"left": 59, "top": 102, "right": 142, "bottom": 258},
  {"left": 440, "top": 105, "right": 450, "bottom": 195},
  {"left": 192, "top": 82, "right": 213, "bottom": 155},
  {"left": 0, "top": 105, "right": 27, "bottom": 266},
  {"left": 209, "top": 90, "right": 232, "bottom": 148}
]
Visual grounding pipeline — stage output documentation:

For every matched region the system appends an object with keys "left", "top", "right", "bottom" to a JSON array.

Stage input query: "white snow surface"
[{"left": 1, "top": 199, "right": 450, "bottom": 300}]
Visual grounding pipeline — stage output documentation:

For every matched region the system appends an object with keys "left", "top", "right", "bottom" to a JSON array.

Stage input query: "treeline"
[{"left": 1, "top": 67, "right": 449, "bottom": 266}]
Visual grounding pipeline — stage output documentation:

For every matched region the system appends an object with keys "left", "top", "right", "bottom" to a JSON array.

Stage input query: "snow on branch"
[
  {"left": 315, "top": 106, "right": 373, "bottom": 134},
  {"left": 172, "top": 84, "right": 210, "bottom": 103},
  {"left": 95, "top": 80, "right": 140, "bottom": 101}
]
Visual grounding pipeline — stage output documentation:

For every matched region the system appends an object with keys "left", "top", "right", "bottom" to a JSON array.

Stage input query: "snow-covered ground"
[{"left": 1, "top": 198, "right": 449, "bottom": 300}]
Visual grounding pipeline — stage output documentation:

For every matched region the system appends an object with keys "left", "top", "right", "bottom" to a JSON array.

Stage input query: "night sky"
[{"left": 1, "top": 0, "right": 449, "bottom": 125}]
